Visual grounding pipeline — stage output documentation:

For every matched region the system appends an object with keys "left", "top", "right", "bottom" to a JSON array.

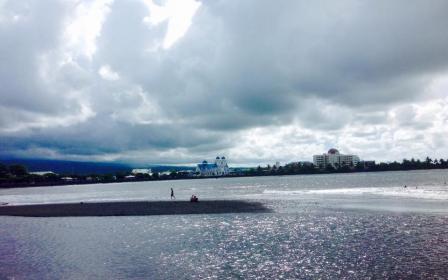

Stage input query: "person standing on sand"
[{"left": 171, "top": 188, "right": 175, "bottom": 200}]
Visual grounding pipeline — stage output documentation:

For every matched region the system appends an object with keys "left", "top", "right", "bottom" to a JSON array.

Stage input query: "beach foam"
[{"left": 263, "top": 186, "right": 448, "bottom": 200}]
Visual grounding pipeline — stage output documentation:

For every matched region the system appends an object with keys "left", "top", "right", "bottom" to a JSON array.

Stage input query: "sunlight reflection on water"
[{"left": 1, "top": 212, "right": 447, "bottom": 279}]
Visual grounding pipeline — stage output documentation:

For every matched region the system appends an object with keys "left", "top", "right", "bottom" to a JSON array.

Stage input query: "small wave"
[{"left": 263, "top": 186, "right": 448, "bottom": 200}]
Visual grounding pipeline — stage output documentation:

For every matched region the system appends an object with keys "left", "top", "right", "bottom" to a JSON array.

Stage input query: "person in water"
[{"left": 171, "top": 188, "right": 175, "bottom": 200}]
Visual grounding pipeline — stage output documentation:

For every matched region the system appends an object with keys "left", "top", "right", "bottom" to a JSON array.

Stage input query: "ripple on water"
[
  {"left": 0, "top": 212, "right": 447, "bottom": 279},
  {"left": 145, "top": 213, "right": 448, "bottom": 279}
]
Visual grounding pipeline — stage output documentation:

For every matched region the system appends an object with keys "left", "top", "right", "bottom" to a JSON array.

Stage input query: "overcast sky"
[{"left": 1, "top": 0, "right": 448, "bottom": 166}]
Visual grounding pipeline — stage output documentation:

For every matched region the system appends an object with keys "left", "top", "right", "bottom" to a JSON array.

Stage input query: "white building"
[
  {"left": 29, "top": 171, "right": 57, "bottom": 176},
  {"left": 159, "top": 171, "right": 172, "bottom": 176},
  {"left": 131, "top": 169, "right": 152, "bottom": 175},
  {"left": 61, "top": 176, "right": 74, "bottom": 181},
  {"left": 313, "top": 148, "right": 360, "bottom": 169},
  {"left": 196, "top": 156, "right": 230, "bottom": 177}
]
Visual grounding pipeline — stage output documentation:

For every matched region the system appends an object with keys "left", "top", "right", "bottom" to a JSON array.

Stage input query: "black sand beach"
[{"left": 0, "top": 200, "right": 271, "bottom": 217}]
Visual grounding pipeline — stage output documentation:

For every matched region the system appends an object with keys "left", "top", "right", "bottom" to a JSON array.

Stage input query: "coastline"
[
  {"left": 0, "top": 200, "right": 272, "bottom": 217},
  {"left": 1, "top": 167, "right": 447, "bottom": 189}
]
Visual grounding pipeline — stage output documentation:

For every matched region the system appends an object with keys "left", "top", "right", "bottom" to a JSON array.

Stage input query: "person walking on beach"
[{"left": 171, "top": 188, "right": 175, "bottom": 200}]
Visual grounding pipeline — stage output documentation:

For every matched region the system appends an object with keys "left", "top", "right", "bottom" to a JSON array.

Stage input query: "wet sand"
[{"left": 0, "top": 200, "right": 271, "bottom": 217}]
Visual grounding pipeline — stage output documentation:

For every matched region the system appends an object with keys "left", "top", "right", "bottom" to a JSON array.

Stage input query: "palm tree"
[{"left": 425, "top": 156, "right": 433, "bottom": 168}]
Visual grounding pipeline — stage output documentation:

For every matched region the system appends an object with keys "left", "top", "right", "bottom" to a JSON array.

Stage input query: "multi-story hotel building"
[{"left": 313, "top": 148, "right": 360, "bottom": 169}]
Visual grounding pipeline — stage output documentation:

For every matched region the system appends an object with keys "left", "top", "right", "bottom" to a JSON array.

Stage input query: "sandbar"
[{"left": 0, "top": 200, "right": 271, "bottom": 217}]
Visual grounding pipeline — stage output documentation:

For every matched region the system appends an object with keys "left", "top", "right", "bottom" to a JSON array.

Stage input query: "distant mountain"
[
  {"left": 150, "top": 165, "right": 196, "bottom": 173},
  {"left": 0, "top": 158, "right": 195, "bottom": 175},
  {"left": 0, "top": 158, "right": 131, "bottom": 175}
]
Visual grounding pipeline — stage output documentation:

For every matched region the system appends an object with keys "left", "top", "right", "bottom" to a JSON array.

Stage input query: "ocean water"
[{"left": 1, "top": 170, "right": 448, "bottom": 279}]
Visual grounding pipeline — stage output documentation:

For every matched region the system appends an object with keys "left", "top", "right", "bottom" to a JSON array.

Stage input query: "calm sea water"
[{"left": 1, "top": 170, "right": 447, "bottom": 279}]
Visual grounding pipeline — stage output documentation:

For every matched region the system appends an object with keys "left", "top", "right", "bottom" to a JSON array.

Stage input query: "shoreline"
[
  {"left": 1, "top": 168, "right": 447, "bottom": 189},
  {"left": 0, "top": 200, "right": 272, "bottom": 217}
]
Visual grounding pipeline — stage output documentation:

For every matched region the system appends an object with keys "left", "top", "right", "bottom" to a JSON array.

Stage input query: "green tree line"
[{"left": 246, "top": 156, "right": 448, "bottom": 176}]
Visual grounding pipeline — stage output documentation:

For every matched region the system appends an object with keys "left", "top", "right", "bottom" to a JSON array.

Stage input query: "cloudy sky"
[{"left": 1, "top": 0, "right": 448, "bottom": 166}]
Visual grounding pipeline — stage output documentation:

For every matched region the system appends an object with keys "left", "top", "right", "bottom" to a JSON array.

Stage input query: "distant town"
[{"left": 1, "top": 148, "right": 448, "bottom": 188}]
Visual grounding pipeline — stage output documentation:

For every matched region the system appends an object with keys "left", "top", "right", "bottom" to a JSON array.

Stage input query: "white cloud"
[
  {"left": 99, "top": 65, "right": 119, "bottom": 81},
  {"left": 64, "top": 0, "right": 113, "bottom": 59},
  {"left": 143, "top": 0, "right": 201, "bottom": 49},
  {"left": 0, "top": 101, "right": 95, "bottom": 134}
]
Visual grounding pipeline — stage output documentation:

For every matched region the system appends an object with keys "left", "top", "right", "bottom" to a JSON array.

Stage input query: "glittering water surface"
[{"left": 1, "top": 170, "right": 448, "bottom": 279}]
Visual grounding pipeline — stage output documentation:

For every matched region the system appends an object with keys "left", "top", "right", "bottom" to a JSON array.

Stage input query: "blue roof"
[{"left": 197, "top": 163, "right": 218, "bottom": 171}]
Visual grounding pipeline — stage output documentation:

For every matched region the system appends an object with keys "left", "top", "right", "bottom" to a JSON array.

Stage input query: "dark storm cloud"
[
  {"left": 1, "top": 0, "right": 448, "bottom": 163},
  {"left": 109, "top": 0, "right": 448, "bottom": 129},
  {"left": 0, "top": 117, "right": 232, "bottom": 158},
  {"left": 184, "top": 0, "right": 448, "bottom": 109}
]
